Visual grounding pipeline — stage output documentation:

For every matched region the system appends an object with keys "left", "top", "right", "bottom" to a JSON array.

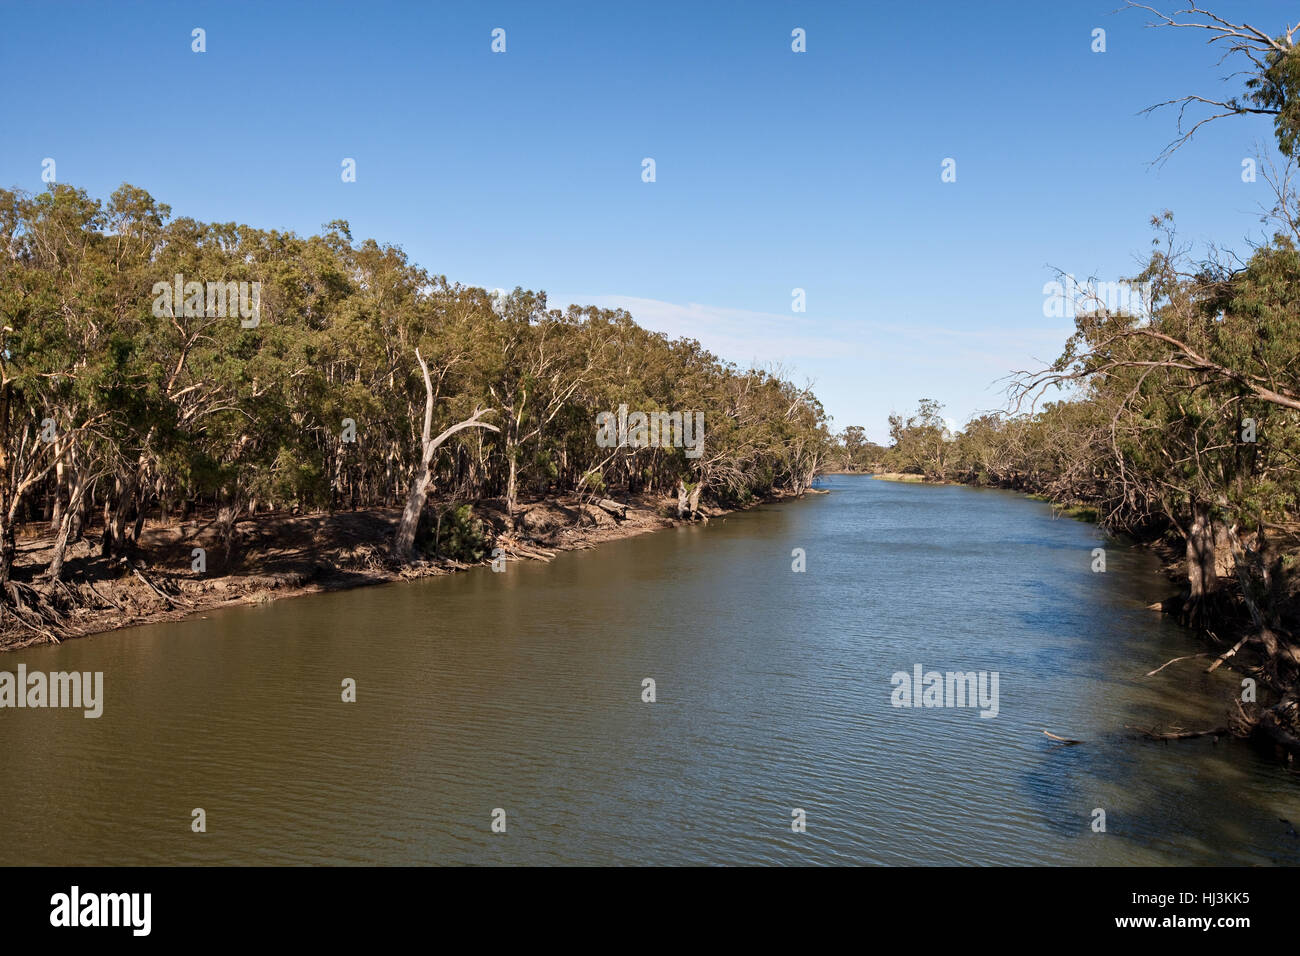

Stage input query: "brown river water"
[{"left": 1, "top": 475, "right": 1297, "bottom": 865}]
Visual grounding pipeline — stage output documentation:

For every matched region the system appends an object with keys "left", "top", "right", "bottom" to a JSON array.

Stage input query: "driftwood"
[
  {"left": 84, "top": 579, "right": 126, "bottom": 611},
  {"left": 1206, "top": 634, "right": 1249, "bottom": 673},
  {"left": 593, "top": 498, "right": 626, "bottom": 521},
  {"left": 131, "top": 566, "right": 191, "bottom": 608},
  {"left": 506, "top": 544, "right": 556, "bottom": 562},
  {"left": 1042, "top": 730, "right": 1083, "bottom": 745},
  {"left": 492, "top": 534, "right": 560, "bottom": 563},
  {"left": 1125, "top": 698, "right": 1300, "bottom": 757},
  {"left": 1130, "top": 725, "right": 1232, "bottom": 741},
  {"left": 1143, "top": 653, "right": 1209, "bottom": 677},
  {"left": 3, "top": 633, "right": 58, "bottom": 650},
  {"left": 0, "top": 601, "right": 60, "bottom": 644}
]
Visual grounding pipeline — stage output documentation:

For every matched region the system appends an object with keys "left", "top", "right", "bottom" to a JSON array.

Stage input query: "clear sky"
[{"left": 1, "top": 0, "right": 1291, "bottom": 442}]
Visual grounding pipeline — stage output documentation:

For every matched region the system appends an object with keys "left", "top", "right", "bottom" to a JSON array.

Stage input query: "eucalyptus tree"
[{"left": 0, "top": 181, "right": 837, "bottom": 618}]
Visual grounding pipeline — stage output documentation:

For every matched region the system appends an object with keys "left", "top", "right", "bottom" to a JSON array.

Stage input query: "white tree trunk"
[{"left": 393, "top": 349, "right": 499, "bottom": 559}]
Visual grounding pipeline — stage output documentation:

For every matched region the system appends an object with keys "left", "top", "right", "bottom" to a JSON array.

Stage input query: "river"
[{"left": 1, "top": 474, "right": 1297, "bottom": 865}]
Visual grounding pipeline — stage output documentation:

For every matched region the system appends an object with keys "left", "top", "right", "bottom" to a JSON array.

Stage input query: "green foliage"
[
  {"left": 266, "top": 447, "right": 327, "bottom": 510},
  {"left": 578, "top": 469, "right": 606, "bottom": 494},
  {"left": 829, "top": 425, "right": 887, "bottom": 471},
  {"left": 1247, "top": 46, "right": 1300, "bottom": 158},
  {"left": 885, "top": 399, "right": 953, "bottom": 477},
  {"left": 0, "top": 180, "right": 831, "bottom": 583},
  {"left": 424, "top": 505, "right": 491, "bottom": 562}
]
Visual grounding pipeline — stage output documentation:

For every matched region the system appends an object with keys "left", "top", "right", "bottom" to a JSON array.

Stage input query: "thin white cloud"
[
  {"left": 549, "top": 292, "right": 1070, "bottom": 371},
  {"left": 546, "top": 292, "right": 1077, "bottom": 440}
]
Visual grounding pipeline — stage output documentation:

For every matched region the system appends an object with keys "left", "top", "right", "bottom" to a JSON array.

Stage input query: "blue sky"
[{"left": 1, "top": 0, "right": 1291, "bottom": 441}]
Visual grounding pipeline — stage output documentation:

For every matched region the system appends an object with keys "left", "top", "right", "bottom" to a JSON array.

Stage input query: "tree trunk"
[
  {"left": 0, "top": 517, "right": 14, "bottom": 588},
  {"left": 50, "top": 443, "right": 65, "bottom": 531},
  {"left": 107, "top": 480, "right": 137, "bottom": 556},
  {"left": 0, "top": 383, "right": 11, "bottom": 588},
  {"left": 131, "top": 487, "right": 148, "bottom": 544},
  {"left": 100, "top": 479, "right": 119, "bottom": 557},
  {"left": 217, "top": 499, "right": 240, "bottom": 567},
  {"left": 393, "top": 349, "right": 499, "bottom": 560},
  {"left": 395, "top": 467, "right": 433, "bottom": 559},
  {"left": 1184, "top": 501, "right": 1222, "bottom": 626},
  {"left": 506, "top": 447, "right": 519, "bottom": 516},
  {"left": 46, "top": 464, "right": 89, "bottom": 586},
  {"left": 106, "top": 427, "right": 156, "bottom": 557}
]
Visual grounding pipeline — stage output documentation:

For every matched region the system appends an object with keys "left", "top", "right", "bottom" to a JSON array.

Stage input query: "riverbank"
[
  {"left": 0, "top": 496, "right": 672, "bottom": 651},
  {"left": 821, "top": 470, "right": 939, "bottom": 483},
  {"left": 0, "top": 490, "right": 811, "bottom": 652}
]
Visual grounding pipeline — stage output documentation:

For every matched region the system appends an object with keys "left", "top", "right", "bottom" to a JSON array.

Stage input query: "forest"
[{"left": 0, "top": 186, "right": 830, "bottom": 634}]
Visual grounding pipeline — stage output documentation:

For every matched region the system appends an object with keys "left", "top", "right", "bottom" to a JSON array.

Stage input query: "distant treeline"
[
  {"left": 833, "top": 238, "right": 1300, "bottom": 665},
  {"left": 0, "top": 183, "right": 831, "bottom": 584},
  {"left": 831, "top": 6, "right": 1300, "bottom": 736}
]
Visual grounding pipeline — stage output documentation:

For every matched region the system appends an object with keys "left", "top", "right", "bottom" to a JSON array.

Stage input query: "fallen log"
[
  {"left": 594, "top": 498, "right": 627, "bottom": 521},
  {"left": 1130, "top": 725, "right": 1232, "bottom": 741},
  {"left": 1207, "top": 635, "right": 1249, "bottom": 673},
  {"left": 507, "top": 545, "right": 555, "bottom": 562},
  {"left": 1042, "top": 730, "right": 1084, "bottom": 745}
]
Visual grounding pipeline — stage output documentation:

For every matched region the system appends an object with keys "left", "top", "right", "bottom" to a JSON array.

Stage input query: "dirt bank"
[{"left": 0, "top": 491, "right": 802, "bottom": 652}]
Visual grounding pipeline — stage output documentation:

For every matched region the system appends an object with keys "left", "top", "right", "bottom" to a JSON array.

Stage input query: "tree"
[
  {"left": 0, "top": 180, "right": 834, "bottom": 633},
  {"left": 887, "top": 399, "right": 952, "bottom": 477},
  {"left": 1129, "top": 3, "right": 1300, "bottom": 161},
  {"left": 392, "top": 349, "right": 498, "bottom": 559}
]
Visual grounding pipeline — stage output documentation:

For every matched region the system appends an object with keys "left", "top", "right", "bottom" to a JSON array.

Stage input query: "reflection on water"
[{"left": 0, "top": 475, "right": 1297, "bottom": 865}]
